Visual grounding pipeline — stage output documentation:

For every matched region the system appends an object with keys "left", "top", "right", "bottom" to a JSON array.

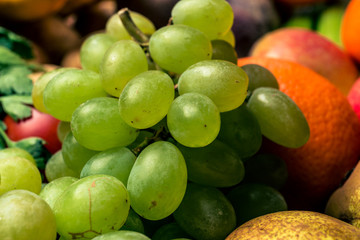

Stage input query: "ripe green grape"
[
  {"left": 0, "top": 156, "right": 42, "bottom": 195},
  {"left": 39, "top": 176, "right": 78, "bottom": 209},
  {"left": 32, "top": 67, "right": 70, "bottom": 114},
  {"left": 173, "top": 183, "right": 236, "bottom": 240},
  {"left": 217, "top": 104, "right": 262, "bottom": 158},
  {"left": 0, "top": 190, "right": 57, "bottom": 240},
  {"left": 177, "top": 139, "right": 244, "bottom": 187},
  {"left": 100, "top": 40, "right": 148, "bottom": 97},
  {"left": 43, "top": 68, "right": 108, "bottom": 121},
  {"left": 120, "top": 208, "right": 145, "bottom": 234},
  {"left": 119, "top": 70, "right": 175, "bottom": 129},
  {"left": 241, "top": 64, "right": 279, "bottom": 94},
  {"left": 0, "top": 147, "right": 36, "bottom": 165},
  {"left": 171, "top": 0, "right": 234, "bottom": 40},
  {"left": 71, "top": 97, "right": 139, "bottom": 151},
  {"left": 127, "top": 141, "right": 187, "bottom": 220},
  {"left": 167, "top": 93, "right": 221, "bottom": 148},
  {"left": 211, "top": 39, "right": 238, "bottom": 64},
  {"left": 57, "top": 121, "right": 71, "bottom": 143},
  {"left": 152, "top": 222, "right": 191, "bottom": 240},
  {"left": 149, "top": 24, "right": 212, "bottom": 74},
  {"left": 45, "top": 150, "right": 79, "bottom": 182},
  {"left": 177, "top": 60, "right": 248, "bottom": 112},
  {"left": 247, "top": 87, "right": 310, "bottom": 148},
  {"left": 80, "top": 147, "right": 136, "bottom": 186},
  {"left": 54, "top": 175, "right": 130, "bottom": 240},
  {"left": 106, "top": 11, "right": 156, "bottom": 40},
  {"left": 62, "top": 131, "right": 100, "bottom": 175},
  {"left": 226, "top": 183, "right": 288, "bottom": 226},
  {"left": 218, "top": 30, "right": 235, "bottom": 47},
  {"left": 80, "top": 33, "right": 117, "bottom": 73},
  {"left": 92, "top": 230, "right": 151, "bottom": 240}
]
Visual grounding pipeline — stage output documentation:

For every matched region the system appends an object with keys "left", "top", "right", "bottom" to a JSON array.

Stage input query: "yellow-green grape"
[
  {"left": 45, "top": 150, "right": 79, "bottom": 182},
  {"left": 100, "top": 40, "right": 148, "bottom": 97},
  {"left": 211, "top": 40, "right": 238, "bottom": 64},
  {"left": 0, "top": 190, "right": 57, "bottom": 240},
  {"left": 54, "top": 175, "right": 130, "bottom": 240},
  {"left": 71, "top": 97, "right": 139, "bottom": 151},
  {"left": 57, "top": 121, "right": 71, "bottom": 143},
  {"left": 218, "top": 30, "right": 235, "bottom": 47},
  {"left": 0, "top": 147, "right": 36, "bottom": 165},
  {"left": 92, "top": 230, "right": 151, "bottom": 240},
  {"left": 120, "top": 208, "right": 145, "bottom": 234},
  {"left": 167, "top": 93, "right": 220, "bottom": 148},
  {"left": 119, "top": 70, "right": 175, "bottom": 129}
]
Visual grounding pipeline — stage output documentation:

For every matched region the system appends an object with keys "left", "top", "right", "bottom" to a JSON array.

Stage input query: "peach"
[{"left": 250, "top": 28, "right": 359, "bottom": 95}]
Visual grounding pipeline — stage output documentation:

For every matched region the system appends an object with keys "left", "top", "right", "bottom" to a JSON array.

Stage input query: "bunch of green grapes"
[{"left": 23, "top": 0, "right": 313, "bottom": 239}]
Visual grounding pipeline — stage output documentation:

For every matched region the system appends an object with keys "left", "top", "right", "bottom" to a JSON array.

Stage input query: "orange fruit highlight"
[
  {"left": 342, "top": 0, "right": 360, "bottom": 63},
  {"left": 238, "top": 57, "right": 360, "bottom": 211}
]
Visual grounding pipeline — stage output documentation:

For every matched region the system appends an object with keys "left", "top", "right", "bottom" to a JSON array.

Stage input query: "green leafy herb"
[{"left": 0, "top": 27, "right": 33, "bottom": 59}]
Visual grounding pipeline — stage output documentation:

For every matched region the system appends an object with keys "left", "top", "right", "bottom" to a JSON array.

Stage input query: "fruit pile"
[{"left": 1, "top": 0, "right": 360, "bottom": 239}]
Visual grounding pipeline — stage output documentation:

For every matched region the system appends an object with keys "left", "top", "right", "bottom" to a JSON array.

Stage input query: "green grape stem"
[
  {"left": 132, "top": 126, "right": 169, "bottom": 156},
  {"left": 118, "top": 8, "right": 150, "bottom": 44}
]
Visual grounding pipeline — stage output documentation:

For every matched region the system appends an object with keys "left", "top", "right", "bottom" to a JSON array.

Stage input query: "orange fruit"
[
  {"left": 342, "top": 0, "right": 360, "bottom": 64},
  {"left": 238, "top": 57, "right": 360, "bottom": 211}
]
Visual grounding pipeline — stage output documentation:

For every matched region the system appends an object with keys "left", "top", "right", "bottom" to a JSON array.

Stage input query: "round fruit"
[{"left": 238, "top": 57, "right": 360, "bottom": 211}]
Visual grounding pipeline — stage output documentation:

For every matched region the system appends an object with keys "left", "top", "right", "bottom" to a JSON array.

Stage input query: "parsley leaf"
[{"left": 0, "top": 27, "right": 33, "bottom": 60}]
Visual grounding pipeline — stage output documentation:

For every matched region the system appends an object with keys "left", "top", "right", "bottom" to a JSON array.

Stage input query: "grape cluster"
[{"left": 25, "top": 0, "right": 311, "bottom": 239}]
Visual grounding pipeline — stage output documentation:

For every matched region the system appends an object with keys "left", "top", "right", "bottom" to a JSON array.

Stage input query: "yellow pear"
[
  {"left": 325, "top": 161, "right": 360, "bottom": 228},
  {"left": 226, "top": 210, "right": 360, "bottom": 239}
]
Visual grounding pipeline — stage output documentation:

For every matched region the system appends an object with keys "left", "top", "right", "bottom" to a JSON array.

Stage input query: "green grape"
[
  {"left": 92, "top": 230, "right": 151, "bottom": 240},
  {"left": 120, "top": 208, "right": 145, "bottom": 234},
  {"left": 226, "top": 183, "right": 288, "bottom": 226},
  {"left": 127, "top": 130, "right": 154, "bottom": 152},
  {"left": 218, "top": 29, "right": 235, "bottom": 47},
  {"left": 31, "top": 67, "right": 70, "bottom": 114},
  {"left": 177, "top": 139, "right": 244, "bottom": 187},
  {"left": 173, "top": 183, "right": 236, "bottom": 240},
  {"left": 39, "top": 176, "right": 78, "bottom": 209},
  {"left": 167, "top": 93, "right": 220, "bottom": 148},
  {"left": 71, "top": 97, "right": 139, "bottom": 151},
  {"left": 241, "top": 64, "right": 279, "bottom": 94},
  {"left": 0, "top": 147, "right": 36, "bottom": 165},
  {"left": 141, "top": 215, "right": 174, "bottom": 237},
  {"left": 211, "top": 39, "right": 238, "bottom": 64},
  {"left": 127, "top": 141, "right": 187, "bottom": 220},
  {"left": 171, "top": 0, "right": 234, "bottom": 40},
  {"left": 243, "top": 153, "right": 288, "bottom": 190},
  {"left": 54, "top": 175, "right": 130, "bottom": 240},
  {"left": 0, "top": 156, "right": 42, "bottom": 195},
  {"left": 106, "top": 11, "right": 156, "bottom": 40},
  {"left": 43, "top": 68, "right": 108, "bottom": 121},
  {"left": 45, "top": 150, "right": 79, "bottom": 182},
  {"left": 57, "top": 121, "right": 71, "bottom": 143},
  {"left": 217, "top": 104, "right": 262, "bottom": 158},
  {"left": 80, "top": 33, "right": 117, "bottom": 73},
  {"left": 119, "top": 70, "right": 175, "bottom": 129},
  {"left": 62, "top": 131, "right": 100, "bottom": 175},
  {"left": 247, "top": 87, "right": 310, "bottom": 148},
  {"left": 0, "top": 190, "right": 57, "bottom": 240},
  {"left": 100, "top": 40, "right": 148, "bottom": 97},
  {"left": 152, "top": 222, "right": 192, "bottom": 240},
  {"left": 177, "top": 60, "right": 248, "bottom": 112},
  {"left": 149, "top": 24, "right": 212, "bottom": 74},
  {"left": 80, "top": 147, "right": 136, "bottom": 186}
]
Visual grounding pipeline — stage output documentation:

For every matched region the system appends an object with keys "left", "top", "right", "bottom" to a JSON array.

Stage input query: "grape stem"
[
  {"left": 132, "top": 126, "right": 166, "bottom": 155},
  {"left": 118, "top": 8, "right": 149, "bottom": 44}
]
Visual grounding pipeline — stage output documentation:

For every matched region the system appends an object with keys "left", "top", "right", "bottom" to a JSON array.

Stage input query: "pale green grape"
[
  {"left": 106, "top": 11, "right": 156, "bottom": 40},
  {"left": 167, "top": 93, "right": 220, "bottom": 147},
  {"left": 120, "top": 208, "right": 145, "bottom": 234},
  {"left": 92, "top": 230, "right": 150, "bottom": 240},
  {"left": 39, "top": 176, "right": 78, "bottom": 209},
  {"left": 54, "top": 175, "right": 130, "bottom": 240},
  {"left": 80, "top": 147, "right": 136, "bottom": 186},
  {"left": 218, "top": 30, "right": 235, "bottom": 47},
  {"left": 149, "top": 24, "right": 212, "bottom": 74},
  {"left": 0, "top": 147, "right": 36, "bottom": 165},
  {"left": 171, "top": 0, "right": 234, "bottom": 40},
  {"left": 57, "top": 121, "right": 71, "bottom": 143},
  {"left": 45, "top": 150, "right": 79, "bottom": 182},
  {"left": 43, "top": 68, "right": 108, "bottom": 121},
  {"left": 127, "top": 141, "right": 187, "bottom": 220},
  {"left": 178, "top": 60, "right": 248, "bottom": 112},
  {"left": 247, "top": 87, "right": 310, "bottom": 148},
  {"left": 0, "top": 157, "right": 42, "bottom": 195},
  {"left": 211, "top": 40, "right": 238, "bottom": 64},
  {"left": 119, "top": 70, "right": 174, "bottom": 129},
  {"left": 32, "top": 67, "right": 70, "bottom": 114},
  {"left": 100, "top": 40, "right": 148, "bottom": 97},
  {"left": 177, "top": 139, "right": 244, "bottom": 187},
  {"left": 71, "top": 97, "right": 139, "bottom": 151},
  {"left": 62, "top": 131, "right": 100, "bottom": 175},
  {"left": 80, "top": 33, "right": 117, "bottom": 73},
  {"left": 0, "top": 189, "right": 57, "bottom": 240},
  {"left": 241, "top": 64, "right": 279, "bottom": 94}
]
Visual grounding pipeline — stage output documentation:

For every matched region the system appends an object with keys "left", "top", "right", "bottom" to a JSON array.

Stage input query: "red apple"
[{"left": 250, "top": 28, "right": 359, "bottom": 95}]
